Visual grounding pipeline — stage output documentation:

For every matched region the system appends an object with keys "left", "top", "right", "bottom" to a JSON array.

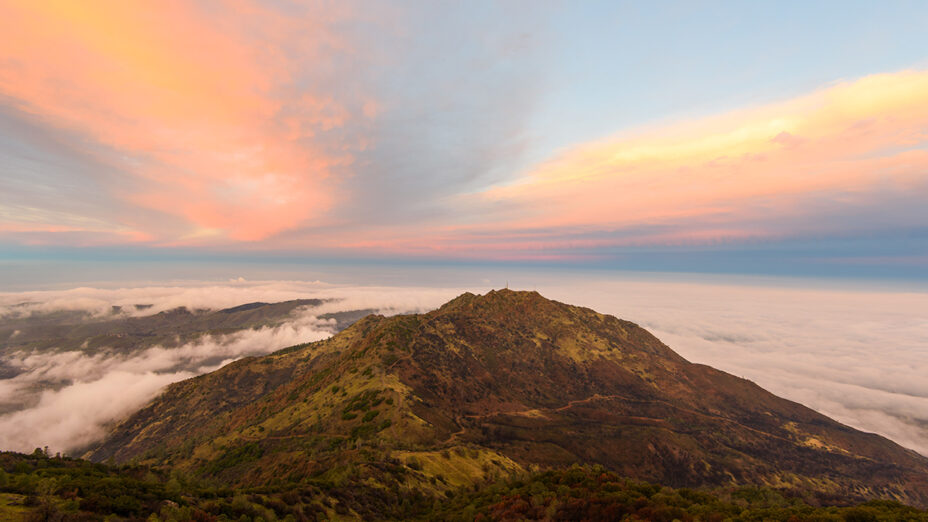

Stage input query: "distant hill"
[
  {"left": 87, "top": 289, "right": 928, "bottom": 508},
  {"left": 0, "top": 299, "right": 373, "bottom": 417},
  {"left": 0, "top": 298, "right": 374, "bottom": 363},
  {"left": 0, "top": 299, "right": 326, "bottom": 356}
]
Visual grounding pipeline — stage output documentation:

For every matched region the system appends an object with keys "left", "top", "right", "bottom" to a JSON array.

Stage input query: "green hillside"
[{"left": 84, "top": 290, "right": 928, "bottom": 510}]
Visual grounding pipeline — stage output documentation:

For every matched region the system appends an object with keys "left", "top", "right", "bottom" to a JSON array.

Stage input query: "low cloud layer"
[
  {"left": 0, "top": 281, "right": 466, "bottom": 454},
  {"left": 537, "top": 277, "right": 928, "bottom": 456},
  {"left": 0, "top": 277, "right": 926, "bottom": 459},
  {"left": 0, "top": 310, "right": 337, "bottom": 453},
  {"left": 0, "top": 279, "right": 462, "bottom": 319}
]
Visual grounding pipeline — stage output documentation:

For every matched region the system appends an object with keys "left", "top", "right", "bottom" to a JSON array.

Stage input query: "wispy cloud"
[
  {"left": 0, "top": 1, "right": 373, "bottom": 242},
  {"left": 341, "top": 70, "right": 928, "bottom": 259},
  {"left": 1, "top": 4, "right": 927, "bottom": 269},
  {"left": 474, "top": 70, "right": 928, "bottom": 244},
  {"left": 0, "top": 1, "right": 546, "bottom": 249}
]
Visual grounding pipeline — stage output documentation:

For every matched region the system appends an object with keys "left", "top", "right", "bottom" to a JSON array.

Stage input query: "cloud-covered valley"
[
  {"left": 0, "top": 281, "right": 466, "bottom": 454},
  {"left": 0, "top": 277, "right": 926, "bottom": 459}
]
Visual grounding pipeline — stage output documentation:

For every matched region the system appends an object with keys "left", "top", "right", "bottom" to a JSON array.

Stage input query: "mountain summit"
[{"left": 88, "top": 289, "right": 928, "bottom": 506}]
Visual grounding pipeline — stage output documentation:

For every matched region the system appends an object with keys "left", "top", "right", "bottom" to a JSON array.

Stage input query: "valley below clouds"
[
  {"left": 0, "top": 276, "right": 926, "bottom": 459},
  {"left": 0, "top": 281, "right": 464, "bottom": 454}
]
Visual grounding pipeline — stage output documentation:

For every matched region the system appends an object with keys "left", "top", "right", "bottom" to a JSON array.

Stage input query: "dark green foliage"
[
  {"left": 269, "top": 341, "right": 315, "bottom": 356},
  {"left": 0, "top": 451, "right": 181, "bottom": 519},
  {"left": 0, "top": 452, "right": 926, "bottom": 521},
  {"left": 350, "top": 423, "right": 379, "bottom": 440},
  {"left": 342, "top": 389, "right": 382, "bottom": 416},
  {"left": 405, "top": 456, "right": 422, "bottom": 471},
  {"left": 431, "top": 466, "right": 928, "bottom": 521},
  {"left": 205, "top": 442, "right": 264, "bottom": 475}
]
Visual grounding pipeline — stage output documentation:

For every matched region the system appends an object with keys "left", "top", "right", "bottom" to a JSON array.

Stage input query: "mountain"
[
  {"left": 87, "top": 289, "right": 928, "bottom": 508},
  {"left": 0, "top": 299, "right": 346, "bottom": 356},
  {"left": 0, "top": 298, "right": 370, "bottom": 381},
  {"left": 0, "top": 298, "right": 374, "bottom": 419}
]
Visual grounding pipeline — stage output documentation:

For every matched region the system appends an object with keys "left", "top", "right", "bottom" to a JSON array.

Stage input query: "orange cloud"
[
  {"left": 0, "top": 223, "right": 153, "bottom": 246},
  {"left": 0, "top": 1, "right": 366, "bottom": 242},
  {"left": 215, "top": 69, "right": 928, "bottom": 260},
  {"left": 480, "top": 70, "right": 928, "bottom": 239}
]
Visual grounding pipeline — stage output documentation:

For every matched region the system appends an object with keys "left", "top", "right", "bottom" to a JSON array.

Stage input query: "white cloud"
[
  {"left": 537, "top": 278, "right": 928, "bottom": 456},
  {"left": 0, "top": 282, "right": 469, "bottom": 454},
  {"left": 0, "top": 371, "right": 188, "bottom": 454},
  {"left": 0, "top": 309, "right": 336, "bottom": 454},
  {"left": 0, "top": 280, "right": 465, "bottom": 319}
]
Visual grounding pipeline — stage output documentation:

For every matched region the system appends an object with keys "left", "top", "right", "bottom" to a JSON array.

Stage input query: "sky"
[{"left": 2, "top": 1, "right": 928, "bottom": 277}]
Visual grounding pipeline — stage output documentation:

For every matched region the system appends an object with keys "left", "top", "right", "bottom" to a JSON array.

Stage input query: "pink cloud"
[
  {"left": 312, "top": 70, "right": 928, "bottom": 259},
  {"left": 3, "top": 4, "right": 927, "bottom": 262},
  {"left": 0, "top": 1, "right": 372, "bottom": 242},
  {"left": 471, "top": 70, "right": 928, "bottom": 239}
]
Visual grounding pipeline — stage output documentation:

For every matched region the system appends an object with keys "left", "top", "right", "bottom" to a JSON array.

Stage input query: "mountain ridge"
[{"left": 87, "top": 289, "right": 928, "bottom": 507}]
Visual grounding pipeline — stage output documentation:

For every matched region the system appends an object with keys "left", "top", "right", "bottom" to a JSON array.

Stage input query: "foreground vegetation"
[{"left": 2, "top": 450, "right": 926, "bottom": 521}]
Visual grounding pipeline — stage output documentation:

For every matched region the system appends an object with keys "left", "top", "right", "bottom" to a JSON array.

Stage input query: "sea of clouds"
[
  {"left": 0, "top": 276, "right": 926, "bottom": 458},
  {"left": 540, "top": 278, "right": 928, "bottom": 457},
  {"left": 0, "top": 280, "right": 467, "bottom": 454}
]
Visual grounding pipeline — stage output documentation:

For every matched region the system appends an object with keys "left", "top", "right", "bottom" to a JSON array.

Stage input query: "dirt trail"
[{"left": 434, "top": 392, "right": 807, "bottom": 450}]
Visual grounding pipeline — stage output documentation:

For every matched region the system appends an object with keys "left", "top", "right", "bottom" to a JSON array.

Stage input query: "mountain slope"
[{"left": 87, "top": 290, "right": 928, "bottom": 507}]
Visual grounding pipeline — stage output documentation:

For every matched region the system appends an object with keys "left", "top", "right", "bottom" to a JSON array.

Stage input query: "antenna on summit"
[{"left": 505, "top": 280, "right": 509, "bottom": 289}]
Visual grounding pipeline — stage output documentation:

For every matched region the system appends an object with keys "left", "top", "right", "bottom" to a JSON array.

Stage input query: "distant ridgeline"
[
  {"left": 5, "top": 290, "right": 928, "bottom": 520},
  {"left": 0, "top": 298, "right": 370, "bottom": 358}
]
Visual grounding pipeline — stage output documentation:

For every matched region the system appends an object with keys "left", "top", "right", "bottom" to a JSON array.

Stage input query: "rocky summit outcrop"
[{"left": 88, "top": 289, "right": 928, "bottom": 507}]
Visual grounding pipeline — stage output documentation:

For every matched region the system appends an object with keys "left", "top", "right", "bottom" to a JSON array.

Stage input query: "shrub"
[{"left": 406, "top": 457, "right": 423, "bottom": 471}]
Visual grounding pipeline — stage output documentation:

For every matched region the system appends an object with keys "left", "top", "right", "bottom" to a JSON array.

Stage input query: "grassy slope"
[{"left": 87, "top": 290, "right": 928, "bottom": 508}]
